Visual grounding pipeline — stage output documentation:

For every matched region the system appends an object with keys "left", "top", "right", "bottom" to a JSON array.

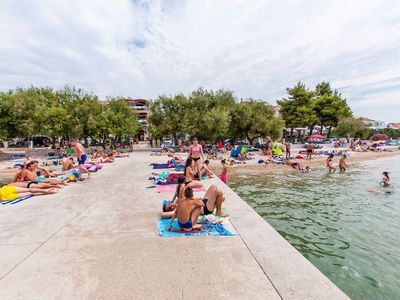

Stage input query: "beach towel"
[
  {"left": 2, "top": 195, "right": 32, "bottom": 205},
  {"left": 152, "top": 163, "right": 174, "bottom": 169},
  {"left": 158, "top": 218, "right": 233, "bottom": 237},
  {"left": 156, "top": 185, "right": 206, "bottom": 193}
]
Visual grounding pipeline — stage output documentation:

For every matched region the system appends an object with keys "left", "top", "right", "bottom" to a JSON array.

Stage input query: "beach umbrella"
[{"left": 309, "top": 134, "right": 324, "bottom": 139}]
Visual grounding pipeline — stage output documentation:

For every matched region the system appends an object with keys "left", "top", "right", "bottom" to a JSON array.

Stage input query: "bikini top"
[{"left": 192, "top": 147, "right": 200, "bottom": 153}]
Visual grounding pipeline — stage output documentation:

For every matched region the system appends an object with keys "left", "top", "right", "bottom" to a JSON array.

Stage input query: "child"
[
  {"left": 220, "top": 159, "right": 228, "bottom": 184},
  {"left": 201, "top": 160, "right": 214, "bottom": 178}
]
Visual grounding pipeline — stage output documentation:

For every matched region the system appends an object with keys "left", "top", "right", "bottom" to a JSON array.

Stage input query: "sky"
[{"left": 1, "top": 0, "right": 400, "bottom": 122}]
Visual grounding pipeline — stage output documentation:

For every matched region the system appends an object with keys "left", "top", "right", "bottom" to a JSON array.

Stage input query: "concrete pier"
[{"left": 0, "top": 152, "right": 349, "bottom": 299}]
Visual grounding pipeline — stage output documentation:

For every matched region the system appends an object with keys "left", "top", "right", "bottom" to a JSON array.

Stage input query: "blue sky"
[{"left": 1, "top": 0, "right": 400, "bottom": 122}]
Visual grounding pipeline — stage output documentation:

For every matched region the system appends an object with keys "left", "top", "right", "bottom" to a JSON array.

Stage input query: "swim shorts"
[
  {"left": 178, "top": 220, "right": 193, "bottom": 229},
  {"left": 0, "top": 186, "right": 19, "bottom": 201},
  {"left": 78, "top": 154, "right": 87, "bottom": 165}
]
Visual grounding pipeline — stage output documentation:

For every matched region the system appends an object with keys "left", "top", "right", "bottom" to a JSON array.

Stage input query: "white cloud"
[{"left": 0, "top": 0, "right": 400, "bottom": 121}]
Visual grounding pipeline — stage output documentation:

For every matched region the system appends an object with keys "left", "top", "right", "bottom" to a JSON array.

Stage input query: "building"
[
  {"left": 358, "top": 117, "right": 386, "bottom": 129},
  {"left": 387, "top": 122, "right": 400, "bottom": 130},
  {"left": 125, "top": 98, "right": 150, "bottom": 141}
]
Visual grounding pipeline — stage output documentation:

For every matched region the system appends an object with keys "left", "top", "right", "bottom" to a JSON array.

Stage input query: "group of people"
[
  {"left": 159, "top": 138, "right": 230, "bottom": 232},
  {"left": 0, "top": 140, "right": 102, "bottom": 202}
]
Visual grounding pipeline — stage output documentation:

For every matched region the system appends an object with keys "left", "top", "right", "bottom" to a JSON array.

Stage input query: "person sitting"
[
  {"left": 0, "top": 184, "right": 58, "bottom": 202},
  {"left": 167, "top": 187, "right": 204, "bottom": 232},
  {"left": 201, "top": 160, "right": 214, "bottom": 178},
  {"left": 184, "top": 158, "right": 204, "bottom": 189},
  {"left": 202, "top": 185, "right": 229, "bottom": 217},
  {"left": 161, "top": 176, "right": 186, "bottom": 218}
]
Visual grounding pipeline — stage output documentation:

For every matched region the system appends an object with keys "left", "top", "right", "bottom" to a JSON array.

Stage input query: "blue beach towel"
[
  {"left": 152, "top": 163, "right": 174, "bottom": 169},
  {"left": 2, "top": 195, "right": 32, "bottom": 205},
  {"left": 158, "top": 218, "right": 233, "bottom": 237}
]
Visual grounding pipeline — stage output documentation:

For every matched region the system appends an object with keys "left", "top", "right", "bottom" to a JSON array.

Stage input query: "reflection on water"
[{"left": 229, "top": 155, "right": 400, "bottom": 300}]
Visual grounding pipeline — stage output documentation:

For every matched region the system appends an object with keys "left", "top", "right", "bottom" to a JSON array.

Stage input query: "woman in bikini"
[
  {"left": 326, "top": 154, "right": 336, "bottom": 173},
  {"left": 184, "top": 158, "right": 204, "bottom": 189},
  {"left": 189, "top": 138, "right": 204, "bottom": 181}
]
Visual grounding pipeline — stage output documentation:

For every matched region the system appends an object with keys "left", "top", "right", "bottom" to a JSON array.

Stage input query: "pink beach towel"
[{"left": 156, "top": 185, "right": 206, "bottom": 193}]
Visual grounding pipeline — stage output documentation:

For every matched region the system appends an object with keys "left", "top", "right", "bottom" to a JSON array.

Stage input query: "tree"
[
  {"left": 149, "top": 94, "right": 188, "bottom": 145},
  {"left": 277, "top": 82, "right": 317, "bottom": 136},
  {"left": 229, "top": 100, "right": 284, "bottom": 145},
  {"left": 333, "top": 117, "right": 368, "bottom": 140},
  {"left": 312, "top": 82, "right": 352, "bottom": 137}
]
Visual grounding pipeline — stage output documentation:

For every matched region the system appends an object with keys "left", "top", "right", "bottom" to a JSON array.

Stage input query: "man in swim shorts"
[
  {"left": 70, "top": 140, "right": 90, "bottom": 177},
  {"left": 0, "top": 184, "right": 58, "bottom": 201},
  {"left": 167, "top": 187, "right": 204, "bottom": 232},
  {"left": 306, "top": 142, "right": 315, "bottom": 160}
]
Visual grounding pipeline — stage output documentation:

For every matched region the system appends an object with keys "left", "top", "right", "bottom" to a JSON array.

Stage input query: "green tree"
[
  {"left": 333, "top": 117, "right": 368, "bottom": 140},
  {"left": 229, "top": 100, "right": 284, "bottom": 145},
  {"left": 277, "top": 82, "right": 317, "bottom": 136},
  {"left": 313, "top": 82, "right": 352, "bottom": 137}
]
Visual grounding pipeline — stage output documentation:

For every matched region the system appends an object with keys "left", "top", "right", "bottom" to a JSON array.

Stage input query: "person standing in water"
[
  {"left": 339, "top": 154, "right": 348, "bottom": 172},
  {"left": 188, "top": 138, "right": 204, "bottom": 181},
  {"left": 326, "top": 153, "right": 336, "bottom": 173},
  {"left": 306, "top": 142, "right": 315, "bottom": 160},
  {"left": 285, "top": 141, "right": 291, "bottom": 160},
  {"left": 220, "top": 159, "right": 228, "bottom": 184},
  {"left": 380, "top": 172, "right": 391, "bottom": 187}
]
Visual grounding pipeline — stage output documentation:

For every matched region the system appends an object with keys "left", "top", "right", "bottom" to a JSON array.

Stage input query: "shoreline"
[{"left": 209, "top": 150, "right": 400, "bottom": 176}]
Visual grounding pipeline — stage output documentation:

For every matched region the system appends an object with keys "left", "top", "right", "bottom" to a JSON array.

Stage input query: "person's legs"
[
  {"left": 186, "top": 180, "right": 204, "bottom": 189},
  {"left": 195, "top": 159, "right": 202, "bottom": 181},
  {"left": 203, "top": 185, "right": 218, "bottom": 213},
  {"left": 215, "top": 193, "right": 228, "bottom": 217},
  {"left": 190, "top": 206, "right": 202, "bottom": 229}
]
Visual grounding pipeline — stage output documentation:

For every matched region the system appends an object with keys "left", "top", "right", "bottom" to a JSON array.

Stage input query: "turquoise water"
[{"left": 229, "top": 155, "right": 400, "bottom": 300}]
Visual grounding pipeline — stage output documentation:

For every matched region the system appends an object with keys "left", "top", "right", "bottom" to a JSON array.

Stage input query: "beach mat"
[
  {"left": 156, "top": 185, "right": 206, "bottom": 193},
  {"left": 2, "top": 195, "right": 32, "bottom": 205},
  {"left": 158, "top": 218, "right": 233, "bottom": 237},
  {"left": 152, "top": 164, "right": 174, "bottom": 169}
]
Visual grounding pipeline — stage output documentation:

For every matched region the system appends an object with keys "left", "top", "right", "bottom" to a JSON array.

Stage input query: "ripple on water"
[{"left": 229, "top": 155, "right": 400, "bottom": 300}]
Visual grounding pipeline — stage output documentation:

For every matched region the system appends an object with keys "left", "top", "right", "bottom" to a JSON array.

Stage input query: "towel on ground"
[{"left": 158, "top": 217, "right": 234, "bottom": 237}]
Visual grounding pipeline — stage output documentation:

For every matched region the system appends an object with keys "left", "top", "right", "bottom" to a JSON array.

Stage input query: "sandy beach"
[{"left": 208, "top": 149, "right": 400, "bottom": 176}]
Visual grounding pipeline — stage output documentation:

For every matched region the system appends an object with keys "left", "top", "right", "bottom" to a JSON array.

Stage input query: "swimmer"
[
  {"left": 339, "top": 154, "right": 348, "bottom": 172},
  {"left": 367, "top": 189, "right": 392, "bottom": 195},
  {"left": 380, "top": 171, "right": 391, "bottom": 187},
  {"left": 301, "top": 166, "right": 311, "bottom": 174}
]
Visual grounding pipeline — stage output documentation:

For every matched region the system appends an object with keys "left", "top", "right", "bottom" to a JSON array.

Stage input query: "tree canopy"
[
  {"left": 278, "top": 81, "right": 352, "bottom": 137},
  {"left": 149, "top": 88, "right": 284, "bottom": 145},
  {"left": 0, "top": 86, "right": 139, "bottom": 146}
]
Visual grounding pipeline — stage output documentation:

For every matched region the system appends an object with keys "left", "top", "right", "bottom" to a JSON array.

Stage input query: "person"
[
  {"left": 367, "top": 189, "right": 392, "bottom": 194},
  {"left": 61, "top": 154, "right": 74, "bottom": 171},
  {"left": 306, "top": 142, "right": 315, "bottom": 160},
  {"left": 201, "top": 160, "right": 214, "bottom": 178},
  {"left": 14, "top": 162, "right": 64, "bottom": 186},
  {"left": 161, "top": 176, "right": 186, "bottom": 218},
  {"left": 202, "top": 184, "right": 229, "bottom": 217},
  {"left": 70, "top": 140, "right": 90, "bottom": 177},
  {"left": 286, "top": 159, "right": 301, "bottom": 170},
  {"left": 220, "top": 159, "right": 228, "bottom": 184},
  {"left": 301, "top": 166, "right": 311, "bottom": 174},
  {"left": 326, "top": 154, "right": 336, "bottom": 173},
  {"left": 167, "top": 187, "right": 204, "bottom": 232},
  {"left": 285, "top": 141, "right": 291, "bottom": 160},
  {"left": 92, "top": 149, "right": 100, "bottom": 159},
  {"left": 184, "top": 158, "right": 204, "bottom": 189},
  {"left": 188, "top": 138, "right": 204, "bottom": 181},
  {"left": 339, "top": 154, "right": 348, "bottom": 172},
  {"left": 380, "top": 172, "right": 391, "bottom": 187},
  {"left": 0, "top": 184, "right": 58, "bottom": 202}
]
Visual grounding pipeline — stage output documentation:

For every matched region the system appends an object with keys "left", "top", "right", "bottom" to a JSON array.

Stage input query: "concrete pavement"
[{"left": 0, "top": 152, "right": 349, "bottom": 299}]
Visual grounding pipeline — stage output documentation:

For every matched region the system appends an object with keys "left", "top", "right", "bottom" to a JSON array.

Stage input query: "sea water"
[{"left": 229, "top": 155, "right": 400, "bottom": 300}]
